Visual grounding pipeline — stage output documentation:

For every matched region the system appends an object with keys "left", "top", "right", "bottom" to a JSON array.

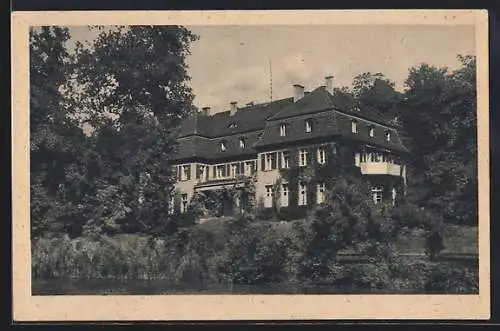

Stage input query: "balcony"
[{"left": 359, "top": 162, "right": 402, "bottom": 177}]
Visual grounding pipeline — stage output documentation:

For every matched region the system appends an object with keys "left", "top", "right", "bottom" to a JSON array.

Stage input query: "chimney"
[
  {"left": 325, "top": 75, "right": 334, "bottom": 95},
  {"left": 293, "top": 84, "right": 305, "bottom": 102},
  {"left": 230, "top": 101, "right": 238, "bottom": 116},
  {"left": 201, "top": 107, "right": 211, "bottom": 115}
]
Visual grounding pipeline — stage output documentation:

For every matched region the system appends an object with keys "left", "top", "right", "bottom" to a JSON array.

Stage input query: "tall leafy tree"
[
  {"left": 401, "top": 55, "right": 477, "bottom": 225},
  {"left": 72, "top": 26, "right": 198, "bottom": 235},
  {"left": 30, "top": 27, "right": 88, "bottom": 238}
]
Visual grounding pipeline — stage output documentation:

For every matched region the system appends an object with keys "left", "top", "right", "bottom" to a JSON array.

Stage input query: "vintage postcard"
[{"left": 12, "top": 10, "right": 490, "bottom": 321}]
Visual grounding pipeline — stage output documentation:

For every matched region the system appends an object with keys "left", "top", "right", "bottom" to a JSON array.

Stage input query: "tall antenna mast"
[{"left": 269, "top": 57, "right": 273, "bottom": 102}]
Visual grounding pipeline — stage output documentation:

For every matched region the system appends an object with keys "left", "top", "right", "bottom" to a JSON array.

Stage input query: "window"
[
  {"left": 181, "top": 194, "right": 188, "bottom": 213},
  {"left": 281, "top": 151, "right": 290, "bottom": 169},
  {"left": 281, "top": 184, "right": 289, "bottom": 207},
  {"left": 298, "top": 182, "right": 308, "bottom": 206},
  {"left": 317, "top": 147, "right": 326, "bottom": 165},
  {"left": 216, "top": 165, "right": 226, "bottom": 179},
  {"left": 231, "top": 164, "right": 238, "bottom": 178},
  {"left": 245, "top": 161, "right": 254, "bottom": 175},
  {"left": 371, "top": 187, "right": 383, "bottom": 205},
  {"left": 181, "top": 165, "right": 190, "bottom": 181},
  {"left": 299, "top": 149, "right": 308, "bottom": 167},
  {"left": 391, "top": 186, "right": 397, "bottom": 206},
  {"left": 354, "top": 152, "right": 361, "bottom": 167},
  {"left": 351, "top": 120, "right": 358, "bottom": 133},
  {"left": 305, "top": 120, "right": 313, "bottom": 133},
  {"left": 385, "top": 130, "right": 391, "bottom": 142},
  {"left": 197, "top": 165, "right": 206, "bottom": 180},
  {"left": 265, "top": 185, "right": 273, "bottom": 208},
  {"left": 369, "top": 126, "right": 374, "bottom": 137},
  {"left": 265, "top": 153, "right": 273, "bottom": 170},
  {"left": 239, "top": 137, "right": 245, "bottom": 149},
  {"left": 220, "top": 141, "right": 227, "bottom": 152},
  {"left": 280, "top": 123, "right": 287, "bottom": 137},
  {"left": 317, "top": 183, "right": 326, "bottom": 204}
]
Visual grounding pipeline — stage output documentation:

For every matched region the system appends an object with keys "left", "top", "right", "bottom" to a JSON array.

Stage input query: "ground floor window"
[
  {"left": 298, "top": 182, "right": 308, "bottom": 206},
  {"left": 317, "top": 182, "right": 326, "bottom": 204},
  {"left": 181, "top": 193, "right": 188, "bottom": 213},
  {"left": 281, "top": 184, "right": 289, "bottom": 207},
  {"left": 371, "top": 187, "right": 383, "bottom": 204},
  {"left": 264, "top": 185, "right": 273, "bottom": 208}
]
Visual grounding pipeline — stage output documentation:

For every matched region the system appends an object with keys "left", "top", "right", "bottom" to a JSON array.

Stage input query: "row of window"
[
  {"left": 175, "top": 161, "right": 257, "bottom": 182},
  {"left": 351, "top": 120, "right": 391, "bottom": 141},
  {"left": 261, "top": 146, "right": 330, "bottom": 171},
  {"left": 354, "top": 151, "right": 401, "bottom": 166},
  {"left": 279, "top": 119, "right": 314, "bottom": 137},
  {"left": 265, "top": 184, "right": 396, "bottom": 208},
  {"left": 170, "top": 185, "right": 397, "bottom": 215},
  {"left": 220, "top": 137, "right": 246, "bottom": 152},
  {"left": 264, "top": 182, "right": 326, "bottom": 208},
  {"left": 276, "top": 118, "right": 392, "bottom": 143}
]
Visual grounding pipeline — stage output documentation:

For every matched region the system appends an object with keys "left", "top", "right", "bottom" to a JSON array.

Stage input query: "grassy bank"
[{"left": 32, "top": 218, "right": 478, "bottom": 294}]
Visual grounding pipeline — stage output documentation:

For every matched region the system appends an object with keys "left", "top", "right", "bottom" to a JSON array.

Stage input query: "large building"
[{"left": 170, "top": 76, "right": 410, "bottom": 217}]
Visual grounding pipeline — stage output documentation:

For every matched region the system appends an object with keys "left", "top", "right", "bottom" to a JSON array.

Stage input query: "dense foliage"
[{"left": 30, "top": 26, "right": 478, "bottom": 293}]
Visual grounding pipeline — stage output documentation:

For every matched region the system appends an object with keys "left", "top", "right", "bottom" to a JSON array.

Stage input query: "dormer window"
[
  {"left": 280, "top": 123, "right": 287, "bottom": 137},
  {"left": 305, "top": 119, "right": 313, "bottom": 133},
  {"left": 220, "top": 141, "right": 227, "bottom": 152},
  {"left": 239, "top": 137, "right": 245, "bottom": 149},
  {"left": 351, "top": 120, "right": 358, "bottom": 133},
  {"left": 369, "top": 126, "right": 375, "bottom": 138}
]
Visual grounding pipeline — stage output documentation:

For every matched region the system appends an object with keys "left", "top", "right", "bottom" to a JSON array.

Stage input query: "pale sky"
[{"left": 67, "top": 25, "right": 475, "bottom": 114}]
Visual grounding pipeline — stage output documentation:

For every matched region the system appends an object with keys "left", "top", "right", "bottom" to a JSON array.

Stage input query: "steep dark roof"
[
  {"left": 268, "top": 87, "right": 333, "bottom": 120},
  {"left": 177, "top": 97, "right": 293, "bottom": 139},
  {"left": 174, "top": 85, "right": 410, "bottom": 162}
]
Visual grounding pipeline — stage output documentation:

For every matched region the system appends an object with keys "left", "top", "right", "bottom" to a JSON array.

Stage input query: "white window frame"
[
  {"left": 265, "top": 153, "right": 273, "bottom": 170},
  {"left": 181, "top": 193, "right": 188, "bottom": 213},
  {"left": 181, "top": 165, "right": 190, "bottom": 181},
  {"left": 265, "top": 185, "right": 273, "bottom": 208},
  {"left": 298, "top": 182, "right": 308, "bottom": 206},
  {"left": 391, "top": 186, "right": 397, "bottom": 206},
  {"left": 369, "top": 126, "right": 374, "bottom": 137},
  {"left": 305, "top": 120, "right": 312, "bottom": 133},
  {"left": 354, "top": 152, "right": 361, "bottom": 167},
  {"left": 280, "top": 123, "right": 287, "bottom": 137},
  {"left": 371, "top": 187, "right": 383, "bottom": 205},
  {"left": 385, "top": 131, "right": 391, "bottom": 141},
  {"left": 245, "top": 161, "right": 253, "bottom": 175},
  {"left": 317, "top": 147, "right": 326, "bottom": 165},
  {"left": 351, "top": 120, "right": 358, "bottom": 133},
  {"left": 231, "top": 164, "right": 238, "bottom": 178},
  {"left": 220, "top": 141, "right": 227, "bottom": 152},
  {"left": 216, "top": 165, "right": 225, "bottom": 179},
  {"left": 281, "top": 184, "right": 289, "bottom": 207},
  {"left": 299, "top": 149, "right": 308, "bottom": 167},
  {"left": 282, "top": 151, "right": 290, "bottom": 169},
  {"left": 317, "top": 183, "right": 326, "bottom": 204},
  {"left": 239, "top": 138, "right": 245, "bottom": 149},
  {"left": 199, "top": 165, "right": 206, "bottom": 180}
]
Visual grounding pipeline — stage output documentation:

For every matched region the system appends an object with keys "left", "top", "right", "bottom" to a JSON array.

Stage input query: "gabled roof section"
[{"left": 268, "top": 87, "right": 334, "bottom": 121}]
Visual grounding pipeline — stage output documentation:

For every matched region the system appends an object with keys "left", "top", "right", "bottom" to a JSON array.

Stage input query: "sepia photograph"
[{"left": 12, "top": 10, "right": 489, "bottom": 321}]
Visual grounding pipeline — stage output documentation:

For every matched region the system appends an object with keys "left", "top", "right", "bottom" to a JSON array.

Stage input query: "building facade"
[{"left": 170, "top": 76, "right": 410, "bottom": 217}]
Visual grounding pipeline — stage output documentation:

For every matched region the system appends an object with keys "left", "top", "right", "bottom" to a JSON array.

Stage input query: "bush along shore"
[{"left": 32, "top": 213, "right": 478, "bottom": 294}]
